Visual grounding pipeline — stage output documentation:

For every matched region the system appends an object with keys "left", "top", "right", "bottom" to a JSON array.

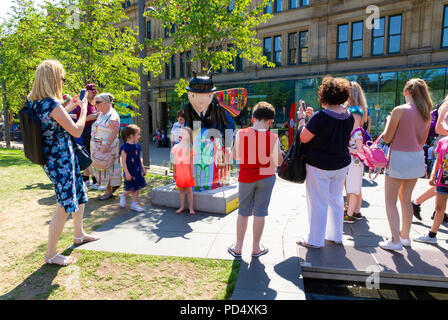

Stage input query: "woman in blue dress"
[{"left": 28, "top": 60, "right": 99, "bottom": 266}]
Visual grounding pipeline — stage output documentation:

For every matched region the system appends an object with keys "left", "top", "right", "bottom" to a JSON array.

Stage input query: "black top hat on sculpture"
[{"left": 185, "top": 71, "right": 217, "bottom": 93}]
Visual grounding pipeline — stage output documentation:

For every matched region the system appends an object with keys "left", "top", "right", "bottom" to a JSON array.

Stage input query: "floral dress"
[
  {"left": 35, "top": 98, "right": 88, "bottom": 213},
  {"left": 119, "top": 143, "right": 146, "bottom": 191}
]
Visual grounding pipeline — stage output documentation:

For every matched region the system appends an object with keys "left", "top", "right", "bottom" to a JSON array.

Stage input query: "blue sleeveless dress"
[{"left": 33, "top": 98, "right": 88, "bottom": 213}]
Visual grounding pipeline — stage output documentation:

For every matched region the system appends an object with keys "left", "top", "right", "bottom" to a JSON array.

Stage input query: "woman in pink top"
[{"left": 380, "top": 78, "right": 433, "bottom": 251}]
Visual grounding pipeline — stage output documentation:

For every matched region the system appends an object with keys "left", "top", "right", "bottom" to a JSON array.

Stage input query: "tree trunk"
[{"left": 1, "top": 78, "right": 11, "bottom": 148}]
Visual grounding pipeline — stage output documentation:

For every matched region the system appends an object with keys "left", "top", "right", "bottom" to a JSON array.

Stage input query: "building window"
[
  {"left": 164, "top": 24, "right": 175, "bottom": 38},
  {"left": 165, "top": 62, "right": 170, "bottom": 80},
  {"left": 288, "top": 33, "right": 297, "bottom": 65},
  {"left": 372, "top": 17, "right": 385, "bottom": 56},
  {"left": 351, "top": 21, "right": 363, "bottom": 58},
  {"left": 171, "top": 56, "right": 176, "bottom": 79},
  {"left": 186, "top": 51, "right": 192, "bottom": 78},
  {"left": 442, "top": 5, "right": 448, "bottom": 48},
  {"left": 274, "top": 0, "right": 282, "bottom": 13},
  {"left": 235, "top": 52, "right": 243, "bottom": 72},
  {"left": 216, "top": 46, "right": 223, "bottom": 73},
  {"left": 265, "top": 1, "right": 273, "bottom": 14},
  {"left": 300, "top": 0, "right": 309, "bottom": 6},
  {"left": 146, "top": 21, "right": 151, "bottom": 40},
  {"left": 263, "top": 37, "right": 272, "bottom": 67},
  {"left": 388, "top": 14, "right": 402, "bottom": 54},
  {"left": 274, "top": 35, "right": 282, "bottom": 66},
  {"left": 289, "top": 0, "right": 298, "bottom": 9},
  {"left": 337, "top": 23, "right": 349, "bottom": 60},
  {"left": 180, "top": 53, "right": 185, "bottom": 78},
  {"left": 299, "top": 30, "right": 308, "bottom": 64},
  {"left": 227, "top": 44, "right": 243, "bottom": 72}
]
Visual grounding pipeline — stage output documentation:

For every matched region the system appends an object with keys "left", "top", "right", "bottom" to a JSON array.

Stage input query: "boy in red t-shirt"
[{"left": 228, "top": 102, "right": 283, "bottom": 259}]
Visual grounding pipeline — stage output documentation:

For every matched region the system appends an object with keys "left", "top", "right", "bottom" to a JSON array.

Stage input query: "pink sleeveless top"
[{"left": 390, "top": 104, "right": 429, "bottom": 152}]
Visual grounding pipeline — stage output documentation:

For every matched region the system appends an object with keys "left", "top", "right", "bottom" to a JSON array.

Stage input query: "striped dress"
[{"left": 91, "top": 108, "right": 122, "bottom": 187}]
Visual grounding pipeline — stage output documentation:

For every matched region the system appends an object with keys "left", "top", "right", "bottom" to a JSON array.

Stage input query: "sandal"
[
  {"left": 44, "top": 253, "right": 76, "bottom": 266},
  {"left": 73, "top": 235, "right": 100, "bottom": 246},
  {"left": 296, "top": 239, "right": 322, "bottom": 249},
  {"left": 189, "top": 209, "right": 196, "bottom": 215},
  {"left": 227, "top": 245, "right": 242, "bottom": 259},
  {"left": 99, "top": 193, "right": 113, "bottom": 201},
  {"left": 252, "top": 246, "right": 269, "bottom": 258}
]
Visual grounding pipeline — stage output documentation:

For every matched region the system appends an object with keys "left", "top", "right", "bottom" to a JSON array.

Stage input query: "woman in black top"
[{"left": 297, "top": 76, "right": 354, "bottom": 248}]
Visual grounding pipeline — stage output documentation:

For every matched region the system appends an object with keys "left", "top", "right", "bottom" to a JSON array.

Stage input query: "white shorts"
[{"left": 346, "top": 159, "right": 363, "bottom": 195}]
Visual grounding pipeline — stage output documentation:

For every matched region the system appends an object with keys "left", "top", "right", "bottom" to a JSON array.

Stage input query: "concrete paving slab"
[
  {"left": 298, "top": 243, "right": 378, "bottom": 274},
  {"left": 232, "top": 258, "right": 305, "bottom": 299}
]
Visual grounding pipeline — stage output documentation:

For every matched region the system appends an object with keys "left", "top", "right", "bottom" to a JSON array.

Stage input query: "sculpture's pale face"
[{"left": 188, "top": 91, "right": 214, "bottom": 114}]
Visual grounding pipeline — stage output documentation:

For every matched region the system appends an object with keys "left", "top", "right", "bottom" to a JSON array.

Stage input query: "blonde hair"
[
  {"left": 404, "top": 78, "right": 433, "bottom": 122},
  {"left": 94, "top": 93, "right": 114, "bottom": 104},
  {"left": 347, "top": 81, "right": 368, "bottom": 125},
  {"left": 28, "top": 60, "right": 65, "bottom": 101}
]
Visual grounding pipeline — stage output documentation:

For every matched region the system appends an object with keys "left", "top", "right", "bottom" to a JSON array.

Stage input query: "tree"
[
  {"left": 0, "top": 0, "right": 51, "bottom": 147},
  {"left": 0, "top": 0, "right": 144, "bottom": 117},
  {"left": 43, "top": 0, "right": 143, "bottom": 114},
  {"left": 143, "top": 0, "right": 275, "bottom": 96}
]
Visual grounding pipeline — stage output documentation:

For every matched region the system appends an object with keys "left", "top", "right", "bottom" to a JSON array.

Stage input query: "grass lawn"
[{"left": 0, "top": 148, "right": 240, "bottom": 300}]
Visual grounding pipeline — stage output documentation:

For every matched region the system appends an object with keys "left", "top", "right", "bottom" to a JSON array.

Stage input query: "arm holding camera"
[{"left": 50, "top": 92, "right": 88, "bottom": 138}]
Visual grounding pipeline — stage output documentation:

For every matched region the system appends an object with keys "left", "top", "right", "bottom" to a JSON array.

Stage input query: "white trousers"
[{"left": 305, "top": 164, "right": 349, "bottom": 247}]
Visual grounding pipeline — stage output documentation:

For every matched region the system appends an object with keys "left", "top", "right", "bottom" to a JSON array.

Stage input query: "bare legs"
[
  {"left": 431, "top": 193, "right": 448, "bottom": 233},
  {"left": 176, "top": 187, "right": 195, "bottom": 214},
  {"left": 414, "top": 186, "right": 436, "bottom": 205},
  {"left": 233, "top": 215, "right": 266, "bottom": 255},
  {"left": 346, "top": 193, "right": 361, "bottom": 216},
  {"left": 46, "top": 203, "right": 93, "bottom": 265},
  {"left": 384, "top": 176, "right": 417, "bottom": 243}
]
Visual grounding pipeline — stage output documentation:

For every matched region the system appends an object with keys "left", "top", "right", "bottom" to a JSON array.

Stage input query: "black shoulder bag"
[
  {"left": 70, "top": 134, "right": 92, "bottom": 171},
  {"left": 277, "top": 128, "right": 307, "bottom": 184}
]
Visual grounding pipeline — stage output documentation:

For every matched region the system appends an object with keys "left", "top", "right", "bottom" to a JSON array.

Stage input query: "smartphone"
[
  {"left": 300, "top": 100, "right": 306, "bottom": 111},
  {"left": 79, "top": 88, "right": 86, "bottom": 101}
]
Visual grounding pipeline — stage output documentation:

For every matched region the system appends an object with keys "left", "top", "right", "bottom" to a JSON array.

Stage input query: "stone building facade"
[{"left": 122, "top": 0, "right": 448, "bottom": 137}]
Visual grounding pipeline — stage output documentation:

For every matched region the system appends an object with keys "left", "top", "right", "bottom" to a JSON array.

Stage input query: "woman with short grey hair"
[{"left": 90, "top": 93, "right": 122, "bottom": 200}]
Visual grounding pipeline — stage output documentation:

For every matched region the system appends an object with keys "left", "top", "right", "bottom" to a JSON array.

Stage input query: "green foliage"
[
  {"left": 143, "top": 0, "right": 275, "bottom": 96},
  {"left": 0, "top": 0, "right": 143, "bottom": 115}
]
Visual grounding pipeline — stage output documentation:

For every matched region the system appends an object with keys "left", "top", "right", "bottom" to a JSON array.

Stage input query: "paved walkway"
[
  {"left": 75, "top": 177, "right": 306, "bottom": 300},
  {"left": 74, "top": 174, "right": 448, "bottom": 299}
]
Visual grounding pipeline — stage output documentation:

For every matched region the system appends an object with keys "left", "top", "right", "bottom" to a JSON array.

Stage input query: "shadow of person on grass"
[{"left": 1, "top": 248, "right": 74, "bottom": 300}]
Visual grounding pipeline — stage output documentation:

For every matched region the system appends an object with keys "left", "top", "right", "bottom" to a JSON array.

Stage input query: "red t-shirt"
[{"left": 238, "top": 127, "right": 278, "bottom": 183}]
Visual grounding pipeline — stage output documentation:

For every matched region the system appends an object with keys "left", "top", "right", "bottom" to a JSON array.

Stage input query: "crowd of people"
[{"left": 27, "top": 58, "right": 448, "bottom": 266}]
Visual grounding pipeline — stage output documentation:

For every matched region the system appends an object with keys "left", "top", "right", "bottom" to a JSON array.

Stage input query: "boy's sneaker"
[
  {"left": 130, "top": 203, "right": 144, "bottom": 212},
  {"left": 431, "top": 211, "right": 448, "bottom": 223},
  {"left": 412, "top": 201, "right": 422, "bottom": 221},
  {"left": 414, "top": 234, "right": 438, "bottom": 244},
  {"left": 379, "top": 239, "right": 403, "bottom": 251},
  {"left": 344, "top": 213, "right": 355, "bottom": 224},
  {"left": 352, "top": 212, "right": 363, "bottom": 220},
  {"left": 120, "top": 194, "right": 126, "bottom": 208}
]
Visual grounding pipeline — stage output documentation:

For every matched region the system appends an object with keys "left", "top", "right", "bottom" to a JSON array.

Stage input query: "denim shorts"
[
  {"left": 436, "top": 186, "right": 448, "bottom": 195},
  {"left": 238, "top": 175, "right": 276, "bottom": 217}
]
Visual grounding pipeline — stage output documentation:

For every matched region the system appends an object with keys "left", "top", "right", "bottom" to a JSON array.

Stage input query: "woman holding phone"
[
  {"left": 296, "top": 77, "right": 354, "bottom": 248},
  {"left": 28, "top": 60, "right": 99, "bottom": 266}
]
